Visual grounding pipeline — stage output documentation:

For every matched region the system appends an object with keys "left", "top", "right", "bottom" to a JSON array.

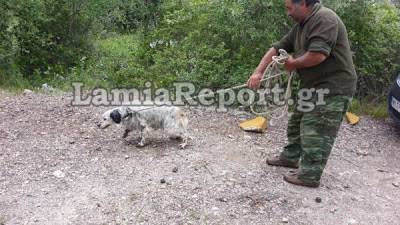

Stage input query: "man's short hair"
[{"left": 291, "top": 0, "right": 320, "bottom": 7}]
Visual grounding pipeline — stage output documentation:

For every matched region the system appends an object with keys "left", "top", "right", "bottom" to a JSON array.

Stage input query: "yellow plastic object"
[
  {"left": 346, "top": 112, "right": 360, "bottom": 125},
  {"left": 239, "top": 117, "right": 267, "bottom": 133}
]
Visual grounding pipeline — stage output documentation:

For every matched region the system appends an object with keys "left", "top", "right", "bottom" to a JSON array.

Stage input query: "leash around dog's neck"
[{"left": 122, "top": 108, "right": 134, "bottom": 120}]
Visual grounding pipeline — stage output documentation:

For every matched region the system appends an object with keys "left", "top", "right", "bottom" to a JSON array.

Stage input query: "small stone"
[
  {"left": 53, "top": 170, "right": 65, "bottom": 178},
  {"left": 160, "top": 179, "right": 166, "bottom": 184},
  {"left": 69, "top": 140, "right": 75, "bottom": 144},
  {"left": 315, "top": 197, "right": 322, "bottom": 203},
  {"left": 393, "top": 182, "right": 399, "bottom": 187},
  {"left": 357, "top": 151, "right": 370, "bottom": 156},
  {"left": 172, "top": 167, "right": 178, "bottom": 173},
  {"left": 23, "top": 89, "right": 33, "bottom": 96},
  {"left": 95, "top": 147, "right": 101, "bottom": 151},
  {"left": 244, "top": 135, "right": 252, "bottom": 140},
  {"left": 217, "top": 197, "right": 227, "bottom": 202},
  {"left": 282, "top": 217, "right": 289, "bottom": 223},
  {"left": 330, "top": 208, "right": 338, "bottom": 213},
  {"left": 348, "top": 219, "right": 357, "bottom": 224},
  {"left": 124, "top": 155, "right": 130, "bottom": 159}
]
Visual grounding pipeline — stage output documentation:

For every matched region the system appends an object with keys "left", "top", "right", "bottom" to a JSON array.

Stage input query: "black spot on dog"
[{"left": 110, "top": 110, "right": 122, "bottom": 124}]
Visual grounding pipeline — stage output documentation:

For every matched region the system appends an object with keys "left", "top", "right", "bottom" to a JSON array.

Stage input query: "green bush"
[
  {"left": 2, "top": 0, "right": 400, "bottom": 113},
  {"left": 0, "top": 0, "right": 93, "bottom": 88},
  {"left": 324, "top": 0, "right": 400, "bottom": 99},
  {"left": 144, "top": 0, "right": 287, "bottom": 90}
]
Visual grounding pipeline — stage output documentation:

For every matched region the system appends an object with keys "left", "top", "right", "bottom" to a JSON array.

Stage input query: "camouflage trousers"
[{"left": 279, "top": 94, "right": 352, "bottom": 186}]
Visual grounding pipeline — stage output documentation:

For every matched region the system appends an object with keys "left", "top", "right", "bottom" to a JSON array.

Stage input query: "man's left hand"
[{"left": 284, "top": 56, "right": 296, "bottom": 71}]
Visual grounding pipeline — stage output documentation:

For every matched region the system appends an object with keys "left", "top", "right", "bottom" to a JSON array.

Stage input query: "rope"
[
  {"left": 250, "top": 49, "right": 295, "bottom": 126},
  {"left": 133, "top": 49, "right": 295, "bottom": 126}
]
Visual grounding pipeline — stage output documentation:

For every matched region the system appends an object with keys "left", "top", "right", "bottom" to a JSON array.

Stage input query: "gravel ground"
[{"left": 1, "top": 90, "right": 400, "bottom": 225}]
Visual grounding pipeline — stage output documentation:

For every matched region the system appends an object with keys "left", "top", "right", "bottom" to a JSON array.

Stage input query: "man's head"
[{"left": 285, "top": 0, "right": 319, "bottom": 23}]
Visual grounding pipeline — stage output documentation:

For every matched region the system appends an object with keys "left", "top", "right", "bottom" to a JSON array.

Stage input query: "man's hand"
[
  {"left": 284, "top": 56, "right": 297, "bottom": 71},
  {"left": 248, "top": 47, "right": 278, "bottom": 89},
  {"left": 247, "top": 72, "right": 263, "bottom": 89}
]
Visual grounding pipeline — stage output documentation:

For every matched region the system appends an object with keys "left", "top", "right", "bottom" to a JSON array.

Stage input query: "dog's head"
[{"left": 98, "top": 107, "right": 133, "bottom": 129}]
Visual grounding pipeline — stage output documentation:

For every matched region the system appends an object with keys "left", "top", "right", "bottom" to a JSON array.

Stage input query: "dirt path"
[{"left": 1, "top": 91, "right": 400, "bottom": 225}]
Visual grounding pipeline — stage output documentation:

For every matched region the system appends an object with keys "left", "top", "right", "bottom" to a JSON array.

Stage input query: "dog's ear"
[{"left": 110, "top": 110, "right": 122, "bottom": 124}]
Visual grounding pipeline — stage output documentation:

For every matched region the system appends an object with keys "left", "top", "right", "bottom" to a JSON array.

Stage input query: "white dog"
[{"left": 98, "top": 106, "right": 189, "bottom": 148}]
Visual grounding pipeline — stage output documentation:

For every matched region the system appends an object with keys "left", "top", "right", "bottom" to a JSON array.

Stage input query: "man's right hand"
[
  {"left": 247, "top": 47, "right": 278, "bottom": 89},
  {"left": 247, "top": 72, "right": 263, "bottom": 89}
]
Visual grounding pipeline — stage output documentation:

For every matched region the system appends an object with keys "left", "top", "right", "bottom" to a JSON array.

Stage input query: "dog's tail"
[
  {"left": 177, "top": 108, "right": 194, "bottom": 141},
  {"left": 177, "top": 108, "right": 189, "bottom": 130}
]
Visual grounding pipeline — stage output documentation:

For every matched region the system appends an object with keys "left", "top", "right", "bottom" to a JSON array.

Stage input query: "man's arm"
[
  {"left": 247, "top": 47, "right": 278, "bottom": 89},
  {"left": 284, "top": 51, "right": 327, "bottom": 71}
]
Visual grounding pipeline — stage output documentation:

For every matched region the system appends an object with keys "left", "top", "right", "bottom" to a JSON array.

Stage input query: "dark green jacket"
[{"left": 273, "top": 3, "right": 357, "bottom": 95}]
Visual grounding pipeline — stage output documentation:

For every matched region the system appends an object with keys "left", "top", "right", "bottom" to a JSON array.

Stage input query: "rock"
[
  {"left": 23, "top": 89, "right": 33, "bottom": 96},
  {"left": 172, "top": 167, "right": 178, "bottom": 173},
  {"left": 217, "top": 197, "right": 227, "bottom": 202},
  {"left": 348, "top": 219, "right": 357, "bottom": 224},
  {"left": 160, "top": 179, "right": 166, "bottom": 184},
  {"left": 357, "top": 150, "right": 370, "bottom": 156},
  {"left": 282, "top": 217, "right": 289, "bottom": 223},
  {"left": 393, "top": 182, "right": 399, "bottom": 187},
  {"left": 53, "top": 170, "right": 65, "bottom": 178},
  {"left": 42, "top": 83, "right": 55, "bottom": 92},
  {"left": 315, "top": 197, "right": 322, "bottom": 203}
]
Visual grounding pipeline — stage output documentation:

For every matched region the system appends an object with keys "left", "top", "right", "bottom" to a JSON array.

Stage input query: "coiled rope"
[{"left": 250, "top": 49, "right": 295, "bottom": 125}]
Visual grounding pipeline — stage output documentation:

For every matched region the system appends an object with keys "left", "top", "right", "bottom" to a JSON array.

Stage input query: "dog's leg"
[
  {"left": 122, "top": 129, "right": 131, "bottom": 138},
  {"left": 179, "top": 135, "right": 188, "bottom": 149},
  {"left": 137, "top": 125, "right": 147, "bottom": 147}
]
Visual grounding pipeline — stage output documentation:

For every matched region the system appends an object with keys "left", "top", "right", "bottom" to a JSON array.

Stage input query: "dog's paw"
[
  {"left": 178, "top": 143, "right": 187, "bottom": 149},
  {"left": 136, "top": 142, "right": 146, "bottom": 148}
]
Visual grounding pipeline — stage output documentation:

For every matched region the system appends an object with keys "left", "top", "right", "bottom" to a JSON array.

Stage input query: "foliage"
[
  {"left": 0, "top": 0, "right": 93, "bottom": 88},
  {"left": 85, "top": 0, "right": 163, "bottom": 35},
  {"left": 1, "top": 0, "right": 400, "bottom": 110},
  {"left": 349, "top": 98, "right": 389, "bottom": 119},
  {"left": 324, "top": 0, "right": 400, "bottom": 99},
  {"left": 146, "top": 0, "right": 288, "bottom": 90},
  {"left": 66, "top": 34, "right": 147, "bottom": 89}
]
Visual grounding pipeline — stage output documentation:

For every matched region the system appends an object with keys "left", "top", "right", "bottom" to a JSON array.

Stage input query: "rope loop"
[{"left": 250, "top": 49, "right": 295, "bottom": 126}]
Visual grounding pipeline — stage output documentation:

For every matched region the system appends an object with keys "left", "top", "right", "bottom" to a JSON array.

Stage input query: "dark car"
[{"left": 389, "top": 73, "right": 400, "bottom": 126}]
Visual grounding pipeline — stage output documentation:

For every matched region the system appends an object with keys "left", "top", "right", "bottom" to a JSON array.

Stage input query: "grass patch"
[{"left": 349, "top": 98, "right": 389, "bottom": 119}]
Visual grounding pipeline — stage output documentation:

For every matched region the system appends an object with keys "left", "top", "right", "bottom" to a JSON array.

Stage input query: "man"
[{"left": 247, "top": 0, "right": 357, "bottom": 187}]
